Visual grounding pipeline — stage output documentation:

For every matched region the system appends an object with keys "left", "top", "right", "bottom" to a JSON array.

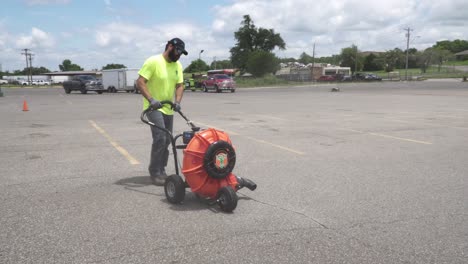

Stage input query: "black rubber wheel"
[
  {"left": 217, "top": 186, "right": 238, "bottom": 212},
  {"left": 164, "top": 174, "right": 185, "bottom": 204},
  {"left": 203, "top": 140, "right": 236, "bottom": 179},
  {"left": 215, "top": 85, "right": 221, "bottom": 93},
  {"left": 65, "top": 88, "right": 71, "bottom": 94},
  {"left": 97, "top": 91, "right": 103, "bottom": 94},
  {"left": 231, "top": 89, "right": 235, "bottom": 93}
]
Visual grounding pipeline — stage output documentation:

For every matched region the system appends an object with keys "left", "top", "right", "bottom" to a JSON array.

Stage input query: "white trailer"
[
  {"left": 51, "top": 75, "right": 69, "bottom": 84},
  {"left": 101, "top": 68, "right": 139, "bottom": 93}
]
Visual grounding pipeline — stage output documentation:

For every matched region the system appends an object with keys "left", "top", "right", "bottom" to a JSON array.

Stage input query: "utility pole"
[
  {"left": 311, "top": 42, "right": 315, "bottom": 81},
  {"left": 28, "top": 53, "right": 34, "bottom": 83},
  {"left": 404, "top": 27, "right": 412, "bottom": 81},
  {"left": 354, "top": 45, "right": 358, "bottom": 75},
  {"left": 21, "top": 49, "right": 31, "bottom": 83}
]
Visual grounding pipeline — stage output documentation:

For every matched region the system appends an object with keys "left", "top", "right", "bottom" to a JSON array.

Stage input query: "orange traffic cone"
[{"left": 22, "top": 100, "right": 29, "bottom": 111}]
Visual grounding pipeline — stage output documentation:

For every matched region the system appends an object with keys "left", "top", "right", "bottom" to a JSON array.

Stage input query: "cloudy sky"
[{"left": 0, "top": 0, "right": 467, "bottom": 72}]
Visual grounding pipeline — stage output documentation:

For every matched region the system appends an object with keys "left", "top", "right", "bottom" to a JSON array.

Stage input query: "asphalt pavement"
[{"left": 0, "top": 80, "right": 467, "bottom": 263}]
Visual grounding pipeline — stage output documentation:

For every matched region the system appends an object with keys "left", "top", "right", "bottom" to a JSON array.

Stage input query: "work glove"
[
  {"left": 173, "top": 102, "right": 181, "bottom": 112},
  {"left": 149, "top": 98, "right": 162, "bottom": 109}
]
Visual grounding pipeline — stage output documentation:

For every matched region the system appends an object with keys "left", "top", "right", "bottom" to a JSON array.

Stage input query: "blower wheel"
[
  {"left": 203, "top": 140, "right": 236, "bottom": 179},
  {"left": 217, "top": 186, "right": 238, "bottom": 212},
  {"left": 164, "top": 174, "right": 185, "bottom": 204}
]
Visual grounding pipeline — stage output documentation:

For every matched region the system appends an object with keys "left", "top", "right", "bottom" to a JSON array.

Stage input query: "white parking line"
[
  {"left": 89, "top": 120, "right": 140, "bottom": 165},
  {"left": 341, "top": 128, "right": 432, "bottom": 145},
  {"left": 194, "top": 121, "right": 304, "bottom": 155}
]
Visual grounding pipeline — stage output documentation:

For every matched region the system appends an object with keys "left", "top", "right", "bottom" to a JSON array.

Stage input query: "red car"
[
  {"left": 317, "top": 75, "right": 337, "bottom": 82},
  {"left": 202, "top": 74, "right": 236, "bottom": 93}
]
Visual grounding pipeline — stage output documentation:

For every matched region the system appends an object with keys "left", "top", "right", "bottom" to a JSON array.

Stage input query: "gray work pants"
[{"left": 147, "top": 110, "right": 173, "bottom": 177}]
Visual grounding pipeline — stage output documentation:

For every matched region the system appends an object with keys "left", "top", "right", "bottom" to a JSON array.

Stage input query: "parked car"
[
  {"left": 19, "top": 80, "right": 30, "bottom": 85},
  {"left": 317, "top": 75, "right": 337, "bottom": 82},
  {"left": 353, "top": 73, "right": 382, "bottom": 81},
  {"left": 0, "top": 79, "right": 8, "bottom": 85},
  {"left": 202, "top": 74, "right": 235, "bottom": 93},
  {"left": 62, "top": 75, "right": 105, "bottom": 94},
  {"left": 340, "top": 75, "right": 352, "bottom": 82},
  {"left": 32, "top": 80, "right": 51, "bottom": 85},
  {"left": 364, "top": 73, "right": 382, "bottom": 81}
]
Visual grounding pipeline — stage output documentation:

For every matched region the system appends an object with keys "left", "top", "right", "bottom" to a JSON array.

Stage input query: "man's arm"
[
  {"left": 136, "top": 75, "right": 152, "bottom": 101},
  {"left": 174, "top": 83, "right": 184, "bottom": 103}
]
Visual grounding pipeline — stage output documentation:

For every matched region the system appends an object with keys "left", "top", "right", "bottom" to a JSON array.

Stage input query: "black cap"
[{"left": 168, "top": 38, "right": 188, "bottom": 55}]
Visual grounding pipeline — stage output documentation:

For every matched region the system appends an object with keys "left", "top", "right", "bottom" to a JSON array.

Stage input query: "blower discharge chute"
[{"left": 141, "top": 101, "right": 256, "bottom": 212}]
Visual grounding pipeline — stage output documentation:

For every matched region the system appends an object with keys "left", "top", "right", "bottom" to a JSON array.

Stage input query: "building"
[
  {"left": 44, "top": 71, "right": 101, "bottom": 83},
  {"left": 454, "top": 50, "right": 468, "bottom": 61},
  {"left": 276, "top": 63, "right": 351, "bottom": 81}
]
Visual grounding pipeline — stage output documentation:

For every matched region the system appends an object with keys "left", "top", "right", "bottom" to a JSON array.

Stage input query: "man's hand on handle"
[{"left": 149, "top": 98, "right": 162, "bottom": 109}]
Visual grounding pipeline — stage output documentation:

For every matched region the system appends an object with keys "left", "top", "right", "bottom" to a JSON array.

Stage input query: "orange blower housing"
[{"left": 182, "top": 128, "right": 238, "bottom": 199}]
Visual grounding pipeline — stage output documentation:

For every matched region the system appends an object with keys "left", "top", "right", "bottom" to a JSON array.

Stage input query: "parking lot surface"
[{"left": 1, "top": 81, "right": 467, "bottom": 263}]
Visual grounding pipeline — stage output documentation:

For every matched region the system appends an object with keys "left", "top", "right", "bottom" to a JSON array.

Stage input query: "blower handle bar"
[{"left": 140, "top": 100, "right": 197, "bottom": 130}]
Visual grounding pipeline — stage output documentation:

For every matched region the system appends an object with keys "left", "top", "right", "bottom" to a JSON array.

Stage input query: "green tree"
[
  {"left": 382, "top": 48, "right": 405, "bottom": 72},
  {"left": 246, "top": 50, "right": 279, "bottom": 77},
  {"left": 184, "top": 59, "right": 209, "bottom": 73},
  {"left": 298, "top": 52, "right": 313, "bottom": 64},
  {"left": 363, "top": 53, "right": 383, "bottom": 71},
  {"left": 340, "top": 45, "right": 362, "bottom": 73},
  {"left": 59, "top": 59, "right": 83, "bottom": 71},
  {"left": 230, "top": 15, "right": 286, "bottom": 73},
  {"left": 210, "top": 60, "right": 233, "bottom": 70},
  {"left": 433, "top": 39, "right": 468, "bottom": 53},
  {"left": 433, "top": 48, "right": 454, "bottom": 72},
  {"left": 30, "top": 66, "right": 51, "bottom": 75},
  {"left": 102, "top": 63, "right": 126, "bottom": 70}
]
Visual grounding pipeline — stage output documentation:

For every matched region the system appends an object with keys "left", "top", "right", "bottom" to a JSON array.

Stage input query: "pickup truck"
[
  {"left": 32, "top": 80, "right": 51, "bottom": 85},
  {"left": 62, "top": 75, "right": 104, "bottom": 94},
  {"left": 201, "top": 74, "right": 235, "bottom": 93}
]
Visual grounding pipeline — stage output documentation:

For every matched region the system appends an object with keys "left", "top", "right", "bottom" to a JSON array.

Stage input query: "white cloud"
[
  {"left": 211, "top": 0, "right": 468, "bottom": 57},
  {"left": 2, "top": 0, "right": 467, "bottom": 72},
  {"left": 15, "top": 27, "right": 55, "bottom": 49}
]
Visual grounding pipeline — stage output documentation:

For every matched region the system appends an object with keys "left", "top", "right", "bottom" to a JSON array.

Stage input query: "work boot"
[
  {"left": 151, "top": 176, "right": 165, "bottom": 186},
  {"left": 160, "top": 168, "right": 168, "bottom": 178},
  {"left": 150, "top": 168, "right": 168, "bottom": 186}
]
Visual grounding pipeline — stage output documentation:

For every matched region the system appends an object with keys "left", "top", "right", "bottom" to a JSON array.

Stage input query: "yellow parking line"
[
  {"left": 89, "top": 120, "right": 140, "bottom": 165},
  {"left": 342, "top": 128, "right": 432, "bottom": 145}
]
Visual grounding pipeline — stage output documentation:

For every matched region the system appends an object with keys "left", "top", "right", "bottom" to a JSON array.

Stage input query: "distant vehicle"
[
  {"left": 339, "top": 75, "right": 352, "bottom": 82},
  {"left": 184, "top": 73, "right": 205, "bottom": 92},
  {"left": 32, "top": 80, "right": 51, "bottom": 85},
  {"left": 101, "top": 68, "right": 139, "bottom": 93},
  {"left": 364, "top": 73, "right": 382, "bottom": 81},
  {"left": 202, "top": 74, "right": 235, "bottom": 93},
  {"left": 0, "top": 79, "right": 8, "bottom": 85},
  {"left": 353, "top": 73, "right": 382, "bottom": 81},
  {"left": 62, "top": 75, "right": 105, "bottom": 94},
  {"left": 317, "top": 75, "right": 337, "bottom": 82},
  {"left": 20, "top": 80, "right": 30, "bottom": 85}
]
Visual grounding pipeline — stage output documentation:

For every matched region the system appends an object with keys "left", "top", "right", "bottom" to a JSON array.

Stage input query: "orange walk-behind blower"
[{"left": 141, "top": 101, "right": 256, "bottom": 212}]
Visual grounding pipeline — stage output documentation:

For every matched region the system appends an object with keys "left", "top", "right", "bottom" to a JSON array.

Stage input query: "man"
[{"left": 137, "top": 38, "right": 188, "bottom": 186}]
